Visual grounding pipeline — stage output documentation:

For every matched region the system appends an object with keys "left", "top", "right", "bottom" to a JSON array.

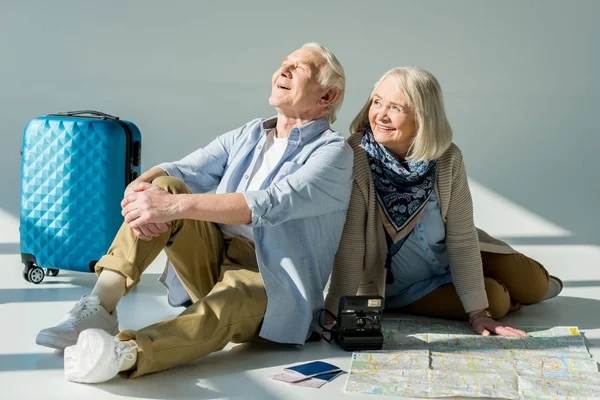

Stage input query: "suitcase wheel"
[
  {"left": 46, "top": 268, "right": 59, "bottom": 277},
  {"left": 25, "top": 265, "right": 45, "bottom": 284},
  {"left": 23, "top": 263, "right": 32, "bottom": 282}
]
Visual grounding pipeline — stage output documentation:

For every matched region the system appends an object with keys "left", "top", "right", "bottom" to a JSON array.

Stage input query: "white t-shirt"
[{"left": 219, "top": 129, "right": 287, "bottom": 241}]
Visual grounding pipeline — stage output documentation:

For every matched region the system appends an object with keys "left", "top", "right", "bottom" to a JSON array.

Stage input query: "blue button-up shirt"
[
  {"left": 384, "top": 189, "right": 453, "bottom": 309},
  {"left": 156, "top": 117, "right": 353, "bottom": 344}
]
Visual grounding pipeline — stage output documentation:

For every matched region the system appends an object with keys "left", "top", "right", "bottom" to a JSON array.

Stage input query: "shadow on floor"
[
  {"left": 0, "top": 243, "right": 20, "bottom": 254},
  {"left": 500, "top": 236, "right": 600, "bottom": 246},
  {"left": 584, "top": 338, "right": 600, "bottom": 348},
  {"left": 385, "top": 296, "right": 600, "bottom": 333},
  {"left": 497, "top": 296, "right": 600, "bottom": 331},
  {"left": 563, "top": 280, "right": 600, "bottom": 288},
  {"left": 0, "top": 273, "right": 165, "bottom": 304},
  {"left": 0, "top": 287, "right": 90, "bottom": 304},
  {"left": 99, "top": 340, "right": 346, "bottom": 400},
  {"left": 0, "top": 352, "right": 64, "bottom": 372},
  {"left": 5, "top": 297, "right": 600, "bottom": 398},
  {"left": 2, "top": 340, "right": 346, "bottom": 399}
]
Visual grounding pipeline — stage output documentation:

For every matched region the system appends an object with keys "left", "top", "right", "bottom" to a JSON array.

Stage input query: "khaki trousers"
[
  {"left": 94, "top": 177, "right": 267, "bottom": 378},
  {"left": 397, "top": 252, "right": 550, "bottom": 320}
]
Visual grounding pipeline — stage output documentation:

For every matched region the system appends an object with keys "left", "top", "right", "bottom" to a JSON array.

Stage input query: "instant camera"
[{"left": 332, "top": 295, "right": 385, "bottom": 351}]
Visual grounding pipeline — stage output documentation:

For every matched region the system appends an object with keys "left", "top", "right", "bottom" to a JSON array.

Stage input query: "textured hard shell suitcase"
[{"left": 20, "top": 110, "right": 142, "bottom": 283}]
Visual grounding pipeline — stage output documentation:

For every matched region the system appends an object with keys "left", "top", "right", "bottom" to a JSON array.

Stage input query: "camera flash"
[{"left": 368, "top": 299, "right": 382, "bottom": 307}]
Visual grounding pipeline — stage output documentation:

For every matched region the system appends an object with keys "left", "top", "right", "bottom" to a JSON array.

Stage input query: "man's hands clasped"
[{"left": 121, "top": 182, "right": 178, "bottom": 241}]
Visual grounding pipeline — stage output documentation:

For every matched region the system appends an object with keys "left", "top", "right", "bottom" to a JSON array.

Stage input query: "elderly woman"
[{"left": 326, "top": 67, "right": 562, "bottom": 336}]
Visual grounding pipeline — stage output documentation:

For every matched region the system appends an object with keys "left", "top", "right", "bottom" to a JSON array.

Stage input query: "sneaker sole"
[
  {"left": 543, "top": 275, "right": 563, "bottom": 301},
  {"left": 64, "top": 329, "right": 116, "bottom": 383},
  {"left": 64, "top": 345, "right": 86, "bottom": 383},
  {"left": 36, "top": 324, "right": 119, "bottom": 351},
  {"left": 36, "top": 333, "right": 76, "bottom": 351}
]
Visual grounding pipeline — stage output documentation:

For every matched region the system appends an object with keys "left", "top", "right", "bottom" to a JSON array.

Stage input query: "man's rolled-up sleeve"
[{"left": 243, "top": 140, "right": 353, "bottom": 227}]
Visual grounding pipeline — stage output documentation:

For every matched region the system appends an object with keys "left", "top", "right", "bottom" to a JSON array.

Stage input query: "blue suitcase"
[{"left": 20, "top": 110, "right": 142, "bottom": 284}]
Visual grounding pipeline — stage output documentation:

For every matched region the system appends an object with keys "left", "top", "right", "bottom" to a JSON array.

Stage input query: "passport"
[
  {"left": 284, "top": 361, "right": 341, "bottom": 379},
  {"left": 271, "top": 361, "right": 344, "bottom": 388}
]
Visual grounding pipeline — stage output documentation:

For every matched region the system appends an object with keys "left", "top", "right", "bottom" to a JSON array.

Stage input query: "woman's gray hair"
[
  {"left": 301, "top": 42, "right": 345, "bottom": 124},
  {"left": 351, "top": 67, "right": 453, "bottom": 161}
]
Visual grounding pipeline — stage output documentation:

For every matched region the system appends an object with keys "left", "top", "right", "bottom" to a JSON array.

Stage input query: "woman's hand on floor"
[{"left": 470, "top": 317, "right": 530, "bottom": 337}]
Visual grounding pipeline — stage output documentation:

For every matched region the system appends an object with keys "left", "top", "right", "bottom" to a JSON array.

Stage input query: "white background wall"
[{"left": 1, "top": 0, "right": 598, "bottom": 246}]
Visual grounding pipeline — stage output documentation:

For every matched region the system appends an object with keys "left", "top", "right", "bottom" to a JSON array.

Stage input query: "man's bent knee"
[{"left": 151, "top": 176, "right": 192, "bottom": 195}]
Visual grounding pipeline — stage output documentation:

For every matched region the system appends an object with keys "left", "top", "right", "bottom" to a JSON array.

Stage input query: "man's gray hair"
[{"left": 301, "top": 42, "right": 345, "bottom": 124}]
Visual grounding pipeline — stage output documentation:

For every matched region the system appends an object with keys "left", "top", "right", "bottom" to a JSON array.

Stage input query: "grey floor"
[{"left": 1, "top": 179, "right": 599, "bottom": 400}]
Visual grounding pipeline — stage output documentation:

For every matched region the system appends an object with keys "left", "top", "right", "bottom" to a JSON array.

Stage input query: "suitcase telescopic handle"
[{"left": 55, "top": 110, "right": 120, "bottom": 120}]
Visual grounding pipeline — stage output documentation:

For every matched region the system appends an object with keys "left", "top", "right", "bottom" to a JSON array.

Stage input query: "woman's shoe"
[{"left": 542, "top": 275, "right": 563, "bottom": 301}]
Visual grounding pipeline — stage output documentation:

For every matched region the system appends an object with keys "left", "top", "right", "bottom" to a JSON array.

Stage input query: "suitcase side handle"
[{"left": 53, "top": 110, "right": 120, "bottom": 120}]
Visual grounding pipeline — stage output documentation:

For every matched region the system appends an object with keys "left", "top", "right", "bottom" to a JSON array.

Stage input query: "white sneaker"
[
  {"left": 36, "top": 295, "right": 119, "bottom": 350},
  {"left": 64, "top": 329, "right": 138, "bottom": 383},
  {"left": 543, "top": 275, "right": 563, "bottom": 301}
]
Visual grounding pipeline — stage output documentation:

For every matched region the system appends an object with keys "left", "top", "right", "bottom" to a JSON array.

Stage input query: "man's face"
[{"left": 269, "top": 47, "right": 326, "bottom": 118}]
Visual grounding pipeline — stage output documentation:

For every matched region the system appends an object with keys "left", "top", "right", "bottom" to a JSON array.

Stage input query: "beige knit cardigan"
[{"left": 325, "top": 133, "right": 517, "bottom": 314}]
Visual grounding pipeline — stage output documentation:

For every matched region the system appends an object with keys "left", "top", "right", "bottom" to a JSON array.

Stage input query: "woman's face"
[{"left": 368, "top": 76, "right": 417, "bottom": 160}]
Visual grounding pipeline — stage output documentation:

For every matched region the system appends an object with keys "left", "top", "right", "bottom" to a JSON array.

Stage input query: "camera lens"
[{"left": 356, "top": 317, "right": 366, "bottom": 328}]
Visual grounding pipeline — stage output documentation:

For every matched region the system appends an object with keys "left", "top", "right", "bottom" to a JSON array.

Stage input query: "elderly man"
[{"left": 36, "top": 43, "right": 352, "bottom": 383}]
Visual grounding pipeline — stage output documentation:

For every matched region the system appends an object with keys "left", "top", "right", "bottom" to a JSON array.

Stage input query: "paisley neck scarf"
[{"left": 361, "top": 126, "right": 438, "bottom": 244}]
